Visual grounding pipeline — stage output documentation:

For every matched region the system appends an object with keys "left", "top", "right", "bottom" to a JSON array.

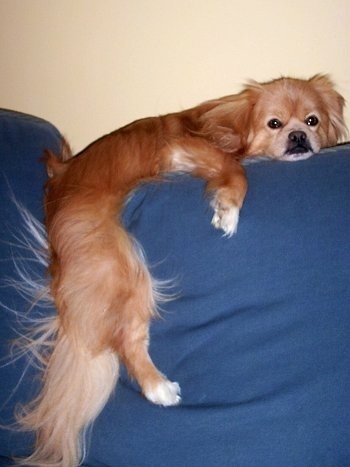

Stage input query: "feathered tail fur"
[{"left": 5, "top": 203, "right": 119, "bottom": 466}]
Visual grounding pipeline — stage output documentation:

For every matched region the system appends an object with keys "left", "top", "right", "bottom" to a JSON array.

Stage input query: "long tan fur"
[{"left": 17, "top": 75, "right": 346, "bottom": 466}]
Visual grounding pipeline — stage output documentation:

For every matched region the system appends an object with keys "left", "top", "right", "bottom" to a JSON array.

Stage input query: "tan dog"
[{"left": 18, "top": 75, "right": 347, "bottom": 466}]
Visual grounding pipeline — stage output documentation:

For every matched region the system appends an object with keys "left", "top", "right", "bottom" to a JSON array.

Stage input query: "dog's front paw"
[
  {"left": 211, "top": 196, "right": 240, "bottom": 237},
  {"left": 145, "top": 380, "right": 181, "bottom": 406}
]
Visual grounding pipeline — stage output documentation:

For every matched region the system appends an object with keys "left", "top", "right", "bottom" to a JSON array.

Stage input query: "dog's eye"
[
  {"left": 268, "top": 118, "right": 282, "bottom": 129},
  {"left": 305, "top": 115, "right": 319, "bottom": 126}
]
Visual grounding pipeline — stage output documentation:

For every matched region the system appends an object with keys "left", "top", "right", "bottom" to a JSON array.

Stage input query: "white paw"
[
  {"left": 145, "top": 380, "right": 181, "bottom": 406},
  {"left": 211, "top": 198, "right": 240, "bottom": 237}
]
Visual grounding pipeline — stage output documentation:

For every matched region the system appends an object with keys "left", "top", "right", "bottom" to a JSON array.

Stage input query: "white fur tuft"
[
  {"left": 210, "top": 196, "right": 240, "bottom": 237},
  {"left": 144, "top": 380, "right": 181, "bottom": 406}
]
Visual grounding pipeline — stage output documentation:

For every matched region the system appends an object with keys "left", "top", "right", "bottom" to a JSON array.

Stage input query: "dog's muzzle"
[{"left": 282, "top": 130, "right": 314, "bottom": 160}]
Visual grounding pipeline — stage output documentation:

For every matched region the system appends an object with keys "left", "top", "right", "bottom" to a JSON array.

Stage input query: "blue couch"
[{"left": 0, "top": 109, "right": 349, "bottom": 466}]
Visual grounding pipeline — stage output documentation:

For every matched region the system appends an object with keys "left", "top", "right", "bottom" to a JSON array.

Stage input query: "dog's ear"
[
  {"left": 309, "top": 74, "right": 348, "bottom": 143},
  {"left": 198, "top": 86, "right": 261, "bottom": 154},
  {"left": 43, "top": 138, "right": 72, "bottom": 178}
]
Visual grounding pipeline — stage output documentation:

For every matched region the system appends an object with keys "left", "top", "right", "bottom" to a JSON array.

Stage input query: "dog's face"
[
  {"left": 200, "top": 75, "right": 347, "bottom": 160},
  {"left": 245, "top": 75, "right": 347, "bottom": 160}
]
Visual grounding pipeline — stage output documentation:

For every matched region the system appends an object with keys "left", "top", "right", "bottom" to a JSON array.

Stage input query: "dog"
[{"left": 17, "top": 75, "right": 347, "bottom": 466}]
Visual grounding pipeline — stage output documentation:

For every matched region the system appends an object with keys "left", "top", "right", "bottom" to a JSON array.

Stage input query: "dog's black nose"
[{"left": 288, "top": 131, "right": 307, "bottom": 144}]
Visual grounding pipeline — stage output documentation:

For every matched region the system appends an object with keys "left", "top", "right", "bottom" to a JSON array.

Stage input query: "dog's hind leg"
[{"left": 108, "top": 233, "right": 181, "bottom": 406}]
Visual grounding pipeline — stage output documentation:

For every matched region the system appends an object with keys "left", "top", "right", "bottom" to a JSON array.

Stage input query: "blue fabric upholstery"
[{"left": 0, "top": 110, "right": 349, "bottom": 466}]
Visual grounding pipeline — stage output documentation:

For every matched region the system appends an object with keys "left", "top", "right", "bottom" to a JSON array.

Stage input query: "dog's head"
[{"left": 200, "top": 75, "right": 348, "bottom": 160}]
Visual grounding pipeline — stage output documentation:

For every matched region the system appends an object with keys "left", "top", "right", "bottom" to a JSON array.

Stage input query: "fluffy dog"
[{"left": 17, "top": 75, "right": 347, "bottom": 466}]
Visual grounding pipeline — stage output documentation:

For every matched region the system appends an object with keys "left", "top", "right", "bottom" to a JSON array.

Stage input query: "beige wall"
[{"left": 1, "top": 0, "right": 349, "bottom": 152}]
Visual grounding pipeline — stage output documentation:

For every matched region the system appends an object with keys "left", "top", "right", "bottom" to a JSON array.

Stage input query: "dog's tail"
[{"left": 5, "top": 202, "right": 119, "bottom": 467}]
